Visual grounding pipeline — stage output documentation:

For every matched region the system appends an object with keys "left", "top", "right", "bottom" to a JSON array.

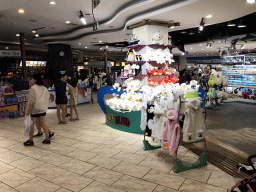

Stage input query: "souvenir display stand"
[{"left": 98, "top": 24, "right": 208, "bottom": 173}]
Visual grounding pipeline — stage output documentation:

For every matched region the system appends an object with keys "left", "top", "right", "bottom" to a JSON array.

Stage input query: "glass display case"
[{"left": 222, "top": 55, "right": 256, "bottom": 87}]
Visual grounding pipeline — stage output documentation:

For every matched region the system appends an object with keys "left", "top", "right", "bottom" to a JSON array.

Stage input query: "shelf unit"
[
  {"left": 222, "top": 55, "right": 256, "bottom": 87},
  {"left": 126, "top": 44, "right": 175, "bottom": 49}
]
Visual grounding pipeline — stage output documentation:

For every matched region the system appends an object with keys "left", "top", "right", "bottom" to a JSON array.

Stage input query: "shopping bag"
[{"left": 24, "top": 115, "right": 33, "bottom": 137}]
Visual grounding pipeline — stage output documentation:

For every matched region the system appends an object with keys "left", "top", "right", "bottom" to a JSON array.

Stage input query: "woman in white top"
[{"left": 24, "top": 74, "right": 52, "bottom": 146}]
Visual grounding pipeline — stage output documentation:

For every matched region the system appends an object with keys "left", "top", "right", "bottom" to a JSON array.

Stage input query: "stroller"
[{"left": 230, "top": 154, "right": 256, "bottom": 192}]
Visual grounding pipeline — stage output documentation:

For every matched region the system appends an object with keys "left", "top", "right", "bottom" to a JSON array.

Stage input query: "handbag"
[{"left": 24, "top": 115, "right": 33, "bottom": 137}]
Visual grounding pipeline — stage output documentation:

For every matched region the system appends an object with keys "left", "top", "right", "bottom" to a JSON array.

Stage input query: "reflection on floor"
[{"left": 0, "top": 97, "right": 238, "bottom": 192}]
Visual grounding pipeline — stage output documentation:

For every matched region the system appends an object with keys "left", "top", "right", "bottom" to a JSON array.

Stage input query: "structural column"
[
  {"left": 19, "top": 33, "right": 27, "bottom": 80},
  {"left": 104, "top": 49, "right": 108, "bottom": 73}
]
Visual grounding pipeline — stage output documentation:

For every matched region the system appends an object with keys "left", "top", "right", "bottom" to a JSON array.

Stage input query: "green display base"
[
  {"left": 143, "top": 140, "right": 161, "bottom": 151},
  {"left": 173, "top": 153, "right": 208, "bottom": 173},
  {"left": 105, "top": 104, "right": 144, "bottom": 134}
]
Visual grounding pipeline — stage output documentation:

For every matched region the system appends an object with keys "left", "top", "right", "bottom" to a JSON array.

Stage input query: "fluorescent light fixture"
[
  {"left": 18, "top": 9, "right": 24, "bottom": 13},
  {"left": 237, "top": 20, "right": 246, "bottom": 28},
  {"left": 227, "top": 21, "right": 236, "bottom": 27},
  {"left": 16, "top": 34, "right": 20, "bottom": 37},
  {"left": 247, "top": 0, "right": 255, "bottom": 3},
  {"left": 49, "top": 1, "right": 56, "bottom": 5},
  {"left": 66, "top": 21, "right": 71, "bottom": 24},
  {"left": 79, "top": 11, "right": 86, "bottom": 25},
  {"left": 35, "top": 33, "right": 39, "bottom": 37},
  {"left": 206, "top": 15, "right": 212, "bottom": 18}
]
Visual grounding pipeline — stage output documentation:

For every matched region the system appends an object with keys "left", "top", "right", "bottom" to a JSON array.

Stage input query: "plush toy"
[
  {"left": 151, "top": 114, "right": 167, "bottom": 143},
  {"left": 162, "top": 110, "right": 180, "bottom": 156},
  {"left": 126, "top": 49, "right": 136, "bottom": 62},
  {"left": 208, "top": 74, "right": 215, "bottom": 87},
  {"left": 152, "top": 30, "right": 164, "bottom": 45},
  {"left": 211, "top": 69, "right": 223, "bottom": 86},
  {"left": 222, "top": 76, "right": 229, "bottom": 86},
  {"left": 183, "top": 98, "right": 205, "bottom": 142},
  {"left": 168, "top": 35, "right": 172, "bottom": 45}
]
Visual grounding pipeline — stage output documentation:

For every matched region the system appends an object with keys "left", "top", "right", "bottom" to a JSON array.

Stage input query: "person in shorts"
[
  {"left": 54, "top": 73, "right": 72, "bottom": 124},
  {"left": 24, "top": 74, "right": 52, "bottom": 146}
]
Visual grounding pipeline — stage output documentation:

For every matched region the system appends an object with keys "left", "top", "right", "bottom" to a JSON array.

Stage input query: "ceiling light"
[
  {"left": 99, "top": 41, "right": 102, "bottom": 43},
  {"left": 66, "top": 21, "right": 71, "bottom": 24},
  {"left": 207, "top": 54, "right": 209, "bottom": 55},
  {"left": 198, "top": 18, "right": 205, "bottom": 31},
  {"left": 32, "top": 30, "right": 37, "bottom": 34},
  {"left": 221, "top": 47, "right": 223, "bottom": 48},
  {"left": 78, "top": 43, "right": 81, "bottom": 45},
  {"left": 181, "top": 31, "right": 187, "bottom": 34},
  {"left": 85, "top": 47, "right": 87, "bottom": 48},
  {"left": 106, "top": 45, "right": 108, "bottom": 48},
  {"left": 18, "top": 9, "right": 25, "bottom": 13},
  {"left": 49, "top": 1, "right": 56, "bottom": 5},
  {"left": 100, "top": 48, "right": 102, "bottom": 50},
  {"left": 110, "top": 50, "right": 112, "bottom": 51},
  {"left": 79, "top": 11, "right": 86, "bottom": 25},
  {"left": 35, "top": 33, "right": 39, "bottom": 37},
  {"left": 227, "top": 21, "right": 236, "bottom": 27},
  {"left": 237, "top": 20, "right": 246, "bottom": 28},
  {"left": 199, "top": 44, "right": 202, "bottom": 46},
  {"left": 6, "top": 47, "right": 9, "bottom": 49},
  {"left": 190, "top": 47, "right": 192, "bottom": 49},
  {"left": 206, "top": 15, "right": 212, "bottom": 18},
  {"left": 170, "top": 26, "right": 175, "bottom": 29},
  {"left": 202, "top": 49, "right": 204, "bottom": 50},
  {"left": 16, "top": 34, "right": 20, "bottom": 37},
  {"left": 247, "top": 0, "right": 255, "bottom": 3},
  {"left": 181, "top": 52, "right": 185, "bottom": 55}
]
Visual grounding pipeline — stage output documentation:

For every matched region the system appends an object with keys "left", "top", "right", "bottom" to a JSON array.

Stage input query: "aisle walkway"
[{"left": 0, "top": 101, "right": 237, "bottom": 192}]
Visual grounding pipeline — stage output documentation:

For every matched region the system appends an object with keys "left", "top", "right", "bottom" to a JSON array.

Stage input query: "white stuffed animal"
[
  {"left": 152, "top": 30, "right": 164, "bottom": 44},
  {"left": 211, "top": 69, "right": 223, "bottom": 86}
]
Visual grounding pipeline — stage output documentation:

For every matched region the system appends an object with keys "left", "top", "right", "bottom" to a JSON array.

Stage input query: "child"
[{"left": 68, "top": 80, "right": 79, "bottom": 121}]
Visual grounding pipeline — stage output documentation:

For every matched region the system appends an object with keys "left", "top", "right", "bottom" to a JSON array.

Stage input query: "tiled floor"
[{"left": 0, "top": 99, "right": 238, "bottom": 192}]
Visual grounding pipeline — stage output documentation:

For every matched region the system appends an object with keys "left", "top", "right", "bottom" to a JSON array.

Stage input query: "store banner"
[
  {"left": 106, "top": 104, "right": 144, "bottom": 134},
  {"left": 187, "top": 56, "right": 221, "bottom": 64}
]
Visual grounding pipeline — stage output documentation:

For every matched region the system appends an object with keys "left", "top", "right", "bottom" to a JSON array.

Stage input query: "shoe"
[
  {"left": 66, "top": 114, "right": 71, "bottom": 117},
  {"left": 49, "top": 132, "right": 55, "bottom": 139},
  {"left": 23, "top": 140, "right": 34, "bottom": 146},
  {"left": 42, "top": 139, "right": 51, "bottom": 144},
  {"left": 33, "top": 132, "right": 43, "bottom": 137}
]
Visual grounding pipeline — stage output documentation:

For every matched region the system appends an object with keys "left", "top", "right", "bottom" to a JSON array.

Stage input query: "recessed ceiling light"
[
  {"left": 6, "top": 47, "right": 9, "bottom": 49},
  {"left": 110, "top": 50, "right": 112, "bottom": 51},
  {"left": 49, "top": 1, "right": 56, "bottom": 5},
  {"left": 170, "top": 26, "right": 175, "bottom": 29},
  {"left": 247, "top": 0, "right": 255, "bottom": 4},
  {"left": 32, "top": 30, "right": 37, "bottom": 34},
  {"left": 206, "top": 15, "right": 212, "bottom": 18},
  {"left": 106, "top": 46, "right": 108, "bottom": 48},
  {"left": 100, "top": 48, "right": 102, "bottom": 50},
  {"left": 202, "top": 49, "right": 204, "bottom": 50},
  {"left": 35, "top": 33, "right": 39, "bottom": 37},
  {"left": 207, "top": 54, "right": 209, "bottom": 55},
  {"left": 99, "top": 41, "right": 102, "bottom": 43},
  {"left": 66, "top": 21, "right": 71, "bottom": 24},
  {"left": 85, "top": 47, "right": 87, "bottom": 48},
  {"left": 18, "top": 9, "right": 25, "bottom": 13},
  {"left": 227, "top": 21, "right": 236, "bottom": 27},
  {"left": 16, "top": 34, "right": 20, "bottom": 37}
]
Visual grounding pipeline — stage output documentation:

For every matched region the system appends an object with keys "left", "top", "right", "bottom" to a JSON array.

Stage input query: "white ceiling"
[{"left": 0, "top": 0, "right": 256, "bottom": 56}]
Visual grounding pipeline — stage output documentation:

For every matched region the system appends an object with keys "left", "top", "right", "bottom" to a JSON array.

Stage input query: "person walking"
[
  {"left": 24, "top": 74, "right": 51, "bottom": 146},
  {"left": 68, "top": 80, "right": 79, "bottom": 121}
]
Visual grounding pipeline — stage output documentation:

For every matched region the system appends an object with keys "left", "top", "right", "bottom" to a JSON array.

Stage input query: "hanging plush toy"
[
  {"left": 183, "top": 98, "right": 205, "bottom": 142},
  {"left": 162, "top": 110, "right": 180, "bottom": 156},
  {"left": 126, "top": 49, "right": 136, "bottom": 62}
]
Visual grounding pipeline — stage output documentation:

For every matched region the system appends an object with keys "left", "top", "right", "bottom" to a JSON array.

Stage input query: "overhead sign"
[
  {"left": 0, "top": 50, "right": 21, "bottom": 57},
  {"left": 93, "top": 0, "right": 100, "bottom": 8}
]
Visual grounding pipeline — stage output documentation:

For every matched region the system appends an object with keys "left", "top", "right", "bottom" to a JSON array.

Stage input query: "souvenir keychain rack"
[{"left": 143, "top": 96, "right": 208, "bottom": 173}]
